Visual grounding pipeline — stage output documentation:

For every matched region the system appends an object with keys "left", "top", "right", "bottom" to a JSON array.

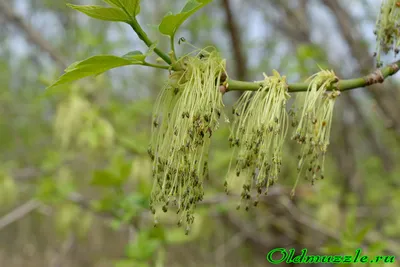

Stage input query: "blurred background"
[{"left": 0, "top": 0, "right": 399, "bottom": 266}]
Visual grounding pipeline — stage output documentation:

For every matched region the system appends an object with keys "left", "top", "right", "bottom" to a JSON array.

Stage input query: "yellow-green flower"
[
  {"left": 225, "top": 70, "right": 290, "bottom": 209},
  {"left": 148, "top": 48, "right": 226, "bottom": 233},
  {"left": 375, "top": 0, "right": 400, "bottom": 66},
  {"left": 291, "top": 69, "right": 339, "bottom": 196}
]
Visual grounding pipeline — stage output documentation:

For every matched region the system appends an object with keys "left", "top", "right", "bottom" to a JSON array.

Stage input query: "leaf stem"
[
  {"left": 128, "top": 19, "right": 172, "bottom": 65},
  {"left": 170, "top": 35, "right": 177, "bottom": 61},
  {"left": 226, "top": 60, "right": 400, "bottom": 93},
  {"left": 143, "top": 62, "right": 170, "bottom": 70}
]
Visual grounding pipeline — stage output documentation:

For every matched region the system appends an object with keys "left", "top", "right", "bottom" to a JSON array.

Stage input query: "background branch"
[
  {"left": 0, "top": 0, "right": 67, "bottom": 69},
  {"left": 0, "top": 200, "right": 40, "bottom": 231},
  {"left": 321, "top": 0, "right": 400, "bottom": 134},
  {"left": 221, "top": 0, "right": 247, "bottom": 81}
]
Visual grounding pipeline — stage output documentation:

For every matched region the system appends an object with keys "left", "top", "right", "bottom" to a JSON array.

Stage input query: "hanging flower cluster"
[
  {"left": 291, "top": 70, "right": 340, "bottom": 196},
  {"left": 225, "top": 71, "right": 290, "bottom": 209},
  {"left": 148, "top": 52, "right": 340, "bottom": 229},
  {"left": 375, "top": 0, "right": 400, "bottom": 66},
  {"left": 148, "top": 49, "right": 227, "bottom": 234}
]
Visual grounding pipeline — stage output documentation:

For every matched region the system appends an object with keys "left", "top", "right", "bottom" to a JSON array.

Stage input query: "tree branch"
[
  {"left": 221, "top": 0, "right": 247, "bottom": 81},
  {"left": 0, "top": 200, "right": 40, "bottom": 231},
  {"left": 0, "top": 0, "right": 67, "bottom": 69},
  {"left": 226, "top": 60, "right": 400, "bottom": 92}
]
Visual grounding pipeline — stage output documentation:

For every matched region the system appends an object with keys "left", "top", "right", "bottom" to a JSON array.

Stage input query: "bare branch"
[
  {"left": 221, "top": 0, "right": 247, "bottom": 80},
  {"left": 0, "top": 200, "right": 40, "bottom": 230},
  {"left": 0, "top": 0, "right": 67, "bottom": 69}
]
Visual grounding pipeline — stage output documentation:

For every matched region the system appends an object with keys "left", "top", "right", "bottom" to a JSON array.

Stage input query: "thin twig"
[{"left": 0, "top": 200, "right": 41, "bottom": 230}]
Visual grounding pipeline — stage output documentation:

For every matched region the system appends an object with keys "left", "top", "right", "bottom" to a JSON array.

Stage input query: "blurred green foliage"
[{"left": 0, "top": 0, "right": 399, "bottom": 267}]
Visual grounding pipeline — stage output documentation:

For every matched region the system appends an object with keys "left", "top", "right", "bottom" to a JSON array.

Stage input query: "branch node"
[
  {"left": 365, "top": 70, "right": 384, "bottom": 85},
  {"left": 389, "top": 62, "right": 400, "bottom": 75}
]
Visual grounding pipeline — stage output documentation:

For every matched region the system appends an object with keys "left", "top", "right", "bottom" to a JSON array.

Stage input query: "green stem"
[
  {"left": 170, "top": 35, "right": 177, "bottom": 61},
  {"left": 143, "top": 62, "right": 170, "bottom": 70},
  {"left": 128, "top": 19, "right": 172, "bottom": 65},
  {"left": 226, "top": 60, "right": 400, "bottom": 93}
]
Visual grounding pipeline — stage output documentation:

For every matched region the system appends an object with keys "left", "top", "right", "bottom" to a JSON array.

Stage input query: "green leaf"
[
  {"left": 344, "top": 209, "right": 356, "bottom": 233},
  {"left": 110, "top": 151, "right": 132, "bottom": 179},
  {"left": 103, "top": 0, "right": 140, "bottom": 17},
  {"left": 64, "top": 61, "right": 80, "bottom": 72},
  {"left": 368, "top": 241, "right": 387, "bottom": 253},
  {"left": 67, "top": 4, "right": 130, "bottom": 22},
  {"left": 148, "top": 226, "right": 166, "bottom": 242},
  {"left": 122, "top": 42, "right": 158, "bottom": 62},
  {"left": 165, "top": 228, "right": 193, "bottom": 244},
  {"left": 36, "top": 177, "right": 64, "bottom": 203},
  {"left": 46, "top": 55, "right": 138, "bottom": 89},
  {"left": 118, "top": 161, "right": 132, "bottom": 180},
  {"left": 122, "top": 51, "right": 146, "bottom": 62},
  {"left": 91, "top": 193, "right": 119, "bottom": 212},
  {"left": 125, "top": 231, "right": 160, "bottom": 260},
  {"left": 91, "top": 169, "right": 123, "bottom": 187},
  {"left": 355, "top": 223, "right": 375, "bottom": 243},
  {"left": 159, "top": 0, "right": 212, "bottom": 37}
]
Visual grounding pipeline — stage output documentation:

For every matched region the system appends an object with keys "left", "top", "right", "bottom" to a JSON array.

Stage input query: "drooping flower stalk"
[
  {"left": 225, "top": 71, "right": 290, "bottom": 209},
  {"left": 291, "top": 69, "right": 340, "bottom": 196},
  {"left": 148, "top": 48, "right": 226, "bottom": 234},
  {"left": 375, "top": 0, "right": 400, "bottom": 67}
]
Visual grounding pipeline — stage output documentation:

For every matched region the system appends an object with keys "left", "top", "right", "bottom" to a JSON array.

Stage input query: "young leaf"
[
  {"left": 159, "top": 0, "right": 212, "bottom": 38},
  {"left": 122, "top": 42, "right": 158, "bottom": 62},
  {"left": 123, "top": 51, "right": 146, "bottom": 62},
  {"left": 47, "top": 55, "right": 139, "bottom": 89},
  {"left": 103, "top": 0, "right": 140, "bottom": 17},
  {"left": 67, "top": 4, "right": 130, "bottom": 22},
  {"left": 355, "top": 222, "right": 375, "bottom": 243}
]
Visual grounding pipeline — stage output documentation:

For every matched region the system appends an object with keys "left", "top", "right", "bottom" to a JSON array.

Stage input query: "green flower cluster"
[
  {"left": 148, "top": 49, "right": 226, "bottom": 234},
  {"left": 225, "top": 71, "right": 290, "bottom": 209},
  {"left": 148, "top": 51, "right": 340, "bottom": 228},
  {"left": 291, "top": 70, "right": 340, "bottom": 196},
  {"left": 375, "top": 0, "right": 400, "bottom": 66}
]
